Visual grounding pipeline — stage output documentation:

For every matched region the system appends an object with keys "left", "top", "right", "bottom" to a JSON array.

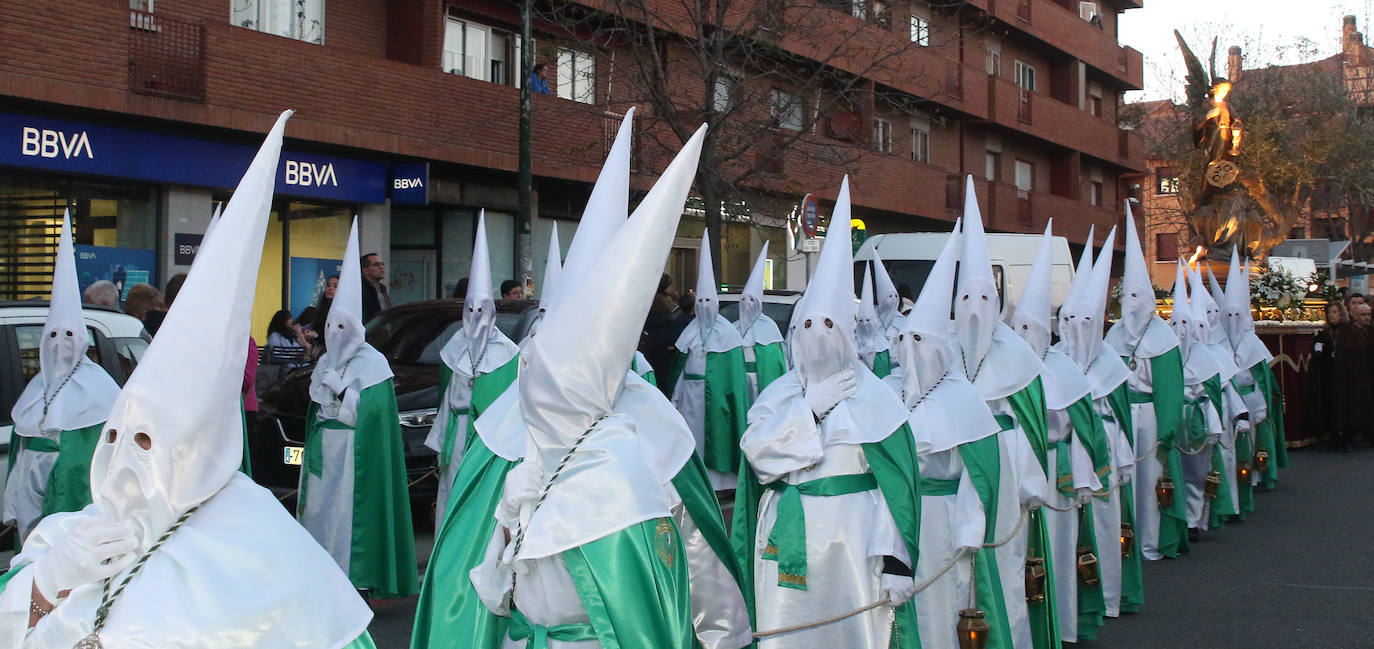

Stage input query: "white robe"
[
  {"left": 1179, "top": 377, "right": 1223, "bottom": 530},
  {"left": 913, "top": 450, "right": 984, "bottom": 649},
  {"left": 0, "top": 474, "right": 371, "bottom": 649}
]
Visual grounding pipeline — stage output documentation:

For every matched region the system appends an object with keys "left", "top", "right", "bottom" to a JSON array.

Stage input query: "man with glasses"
[{"left": 360, "top": 252, "right": 390, "bottom": 323}]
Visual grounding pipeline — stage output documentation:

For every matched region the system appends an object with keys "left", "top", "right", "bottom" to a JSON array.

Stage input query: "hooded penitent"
[
  {"left": 5, "top": 210, "right": 121, "bottom": 541},
  {"left": 1010, "top": 221, "right": 1056, "bottom": 359},
  {"left": 0, "top": 111, "right": 376, "bottom": 649},
  {"left": 428, "top": 209, "right": 521, "bottom": 526},
  {"left": 1185, "top": 263, "right": 1246, "bottom": 530},
  {"left": 955, "top": 177, "right": 1001, "bottom": 378},
  {"left": 520, "top": 222, "right": 562, "bottom": 341},
  {"left": 299, "top": 216, "right": 416, "bottom": 598},
  {"left": 733, "top": 176, "right": 917, "bottom": 649},
  {"left": 737, "top": 241, "right": 788, "bottom": 398},
  {"left": 668, "top": 227, "right": 749, "bottom": 487},
  {"left": 1104, "top": 200, "right": 1188, "bottom": 561},
  {"left": 1222, "top": 249, "right": 1285, "bottom": 490},
  {"left": 856, "top": 264, "right": 891, "bottom": 376},
  {"left": 872, "top": 248, "right": 904, "bottom": 334}
]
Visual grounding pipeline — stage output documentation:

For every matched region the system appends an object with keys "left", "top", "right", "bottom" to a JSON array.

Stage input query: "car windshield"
[
  {"left": 367, "top": 308, "right": 526, "bottom": 365},
  {"left": 853, "top": 260, "right": 1004, "bottom": 312},
  {"left": 717, "top": 301, "right": 794, "bottom": 330}
]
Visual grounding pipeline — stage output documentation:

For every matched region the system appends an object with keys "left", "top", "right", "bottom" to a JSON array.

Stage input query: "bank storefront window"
[
  {"left": 0, "top": 174, "right": 158, "bottom": 301},
  {"left": 243, "top": 199, "right": 352, "bottom": 341}
]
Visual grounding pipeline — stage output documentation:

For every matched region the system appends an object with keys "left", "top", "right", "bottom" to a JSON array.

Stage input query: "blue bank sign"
[
  {"left": 390, "top": 162, "right": 429, "bottom": 205},
  {"left": 1, "top": 111, "right": 387, "bottom": 203}
]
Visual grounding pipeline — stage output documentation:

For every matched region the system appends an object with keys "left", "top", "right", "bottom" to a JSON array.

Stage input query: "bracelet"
[{"left": 30, "top": 598, "right": 51, "bottom": 619}]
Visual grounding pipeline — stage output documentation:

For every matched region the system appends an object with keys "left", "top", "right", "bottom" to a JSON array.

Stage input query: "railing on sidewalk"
[{"left": 128, "top": 9, "right": 206, "bottom": 102}]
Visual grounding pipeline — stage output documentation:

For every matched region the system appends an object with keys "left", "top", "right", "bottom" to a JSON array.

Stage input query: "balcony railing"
[{"left": 128, "top": 10, "right": 206, "bottom": 102}]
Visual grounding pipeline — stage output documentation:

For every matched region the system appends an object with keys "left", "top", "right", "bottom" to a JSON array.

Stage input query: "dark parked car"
[{"left": 251, "top": 299, "right": 537, "bottom": 523}]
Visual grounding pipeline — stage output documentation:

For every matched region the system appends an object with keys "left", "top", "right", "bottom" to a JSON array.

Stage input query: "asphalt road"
[{"left": 368, "top": 446, "right": 1374, "bottom": 649}]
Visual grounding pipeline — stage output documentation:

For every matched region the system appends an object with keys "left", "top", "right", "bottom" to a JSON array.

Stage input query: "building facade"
[{"left": 0, "top": 0, "right": 1144, "bottom": 337}]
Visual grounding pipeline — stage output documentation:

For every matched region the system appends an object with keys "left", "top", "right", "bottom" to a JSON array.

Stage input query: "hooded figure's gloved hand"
[
  {"left": 880, "top": 573, "right": 916, "bottom": 606},
  {"left": 496, "top": 460, "right": 544, "bottom": 532},
  {"left": 33, "top": 518, "right": 139, "bottom": 602},
  {"left": 804, "top": 370, "right": 857, "bottom": 419},
  {"left": 318, "top": 369, "right": 347, "bottom": 395}
]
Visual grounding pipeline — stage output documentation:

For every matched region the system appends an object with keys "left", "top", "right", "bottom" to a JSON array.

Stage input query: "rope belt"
[
  {"left": 763, "top": 473, "right": 878, "bottom": 589},
  {"left": 509, "top": 609, "right": 597, "bottom": 649}
]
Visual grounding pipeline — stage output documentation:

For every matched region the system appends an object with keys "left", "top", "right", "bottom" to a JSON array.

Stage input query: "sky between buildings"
[{"left": 1120, "top": 0, "right": 1371, "bottom": 101}]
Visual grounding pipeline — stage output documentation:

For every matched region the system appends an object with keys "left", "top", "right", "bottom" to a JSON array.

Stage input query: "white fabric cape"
[
  {"left": 10, "top": 358, "right": 120, "bottom": 437},
  {"left": 427, "top": 331, "right": 521, "bottom": 456},
  {"left": 1040, "top": 348, "right": 1092, "bottom": 411},
  {"left": 0, "top": 474, "right": 370, "bottom": 649},
  {"left": 308, "top": 344, "right": 393, "bottom": 425},
  {"left": 741, "top": 315, "right": 785, "bottom": 347},
  {"left": 1104, "top": 316, "right": 1179, "bottom": 360},
  {"left": 1063, "top": 341, "right": 1132, "bottom": 400},
  {"left": 951, "top": 323, "right": 1045, "bottom": 401},
  {"left": 1232, "top": 332, "right": 1273, "bottom": 371},
  {"left": 674, "top": 314, "right": 747, "bottom": 354},
  {"left": 882, "top": 371, "right": 1001, "bottom": 455}
]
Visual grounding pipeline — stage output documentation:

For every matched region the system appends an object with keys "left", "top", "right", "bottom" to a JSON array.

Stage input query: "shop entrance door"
[
  {"left": 0, "top": 189, "right": 63, "bottom": 301},
  {"left": 389, "top": 249, "right": 437, "bottom": 306}
]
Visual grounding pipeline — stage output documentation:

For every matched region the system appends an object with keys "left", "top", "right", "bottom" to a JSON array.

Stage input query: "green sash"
[
  {"left": 1004, "top": 380, "right": 1061, "bottom": 649},
  {"left": 509, "top": 609, "right": 598, "bottom": 649},
  {"left": 1065, "top": 397, "right": 1112, "bottom": 492},
  {"left": 42, "top": 423, "right": 103, "bottom": 519},
  {"left": 1144, "top": 350, "right": 1189, "bottom": 558},
  {"left": 751, "top": 342, "right": 788, "bottom": 393},
  {"left": 300, "top": 381, "right": 418, "bottom": 599},
  {"left": 704, "top": 348, "right": 750, "bottom": 475},
  {"left": 921, "top": 477, "right": 959, "bottom": 496},
  {"left": 763, "top": 473, "right": 878, "bottom": 588},
  {"left": 870, "top": 349, "right": 892, "bottom": 379},
  {"left": 957, "top": 434, "right": 1016, "bottom": 649},
  {"left": 1075, "top": 505, "right": 1106, "bottom": 642},
  {"left": 563, "top": 518, "right": 696, "bottom": 649},
  {"left": 1249, "top": 362, "right": 1287, "bottom": 489}
]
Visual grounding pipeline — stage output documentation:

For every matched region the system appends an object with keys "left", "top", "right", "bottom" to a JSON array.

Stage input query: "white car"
[{"left": 0, "top": 302, "right": 148, "bottom": 484}]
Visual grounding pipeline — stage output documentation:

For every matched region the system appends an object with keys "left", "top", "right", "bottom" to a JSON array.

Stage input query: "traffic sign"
[{"left": 801, "top": 193, "right": 820, "bottom": 238}]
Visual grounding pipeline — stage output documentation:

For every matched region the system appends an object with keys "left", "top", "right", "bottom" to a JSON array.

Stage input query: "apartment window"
[
  {"left": 910, "top": 15, "right": 930, "bottom": 46},
  {"left": 911, "top": 125, "right": 931, "bottom": 162},
  {"left": 1156, "top": 167, "right": 1180, "bottom": 195},
  {"left": 232, "top": 0, "right": 325, "bottom": 44},
  {"left": 1014, "top": 159, "right": 1034, "bottom": 195},
  {"left": 985, "top": 151, "right": 1001, "bottom": 180},
  {"left": 873, "top": 118, "right": 893, "bottom": 154},
  {"left": 712, "top": 76, "right": 737, "bottom": 113},
  {"left": 986, "top": 48, "right": 1001, "bottom": 76},
  {"left": 1156, "top": 232, "right": 1178, "bottom": 262},
  {"left": 1089, "top": 95, "right": 1104, "bottom": 117},
  {"left": 850, "top": 0, "right": 866, "bottom": 18},
  {"left": 557, "top": 48, "right": 596, "bottom": 104},
  {"left": 1090, "top": 181, "right": 1103, "bottom": 206},
  {"left": 771, "top": 89, "right": 804, "bottom": 131},
  {"left": 131, "top": 0, "right": 152, "bottom": 9},
  {"left": 444, "top": 17, "right": 514, "bottom": 84},
  {"left": 1014, "top": 61, "right": 1037, "bottom": 92}
]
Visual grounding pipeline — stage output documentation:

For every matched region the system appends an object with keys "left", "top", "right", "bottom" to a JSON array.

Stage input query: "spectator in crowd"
[
  {"left": 311, "top": 275, "right": 339, "bottom": 346},
  {"left": 1348, "top": 292, "right": 1366, "bottom": 312},
  {"left": 360, "top": 253, "right": 391, "bottom": 323},
  {"left": 83, "top": 280, "right": 119, "bottom": 307},
  {"left": 1312, "top": 301, "right": 1346, "bottom": 451},
  {"left": 143, "top": 273, "right": 188, "bottom": 336},
  {"left": 451, "top": 277, "right": 469, "bottom": 299},
  {"left": 164, "top": 272, "right": 189, "bottom": 306},
  {"left": 267, "top": 308, "right": 309, "bottom": 356},
  {"left": 122, "top": 283, "right": 163, "bottom": 321},
  {"left": 530, "top": 62, "right": 550, "bottom": 95},
  {"left": 640, "top": 274, "right": 688, "bottom": 394},
  {"left": 1333, "top": 302, "right": 1372, "bottom": 451},
  {"left": 242, "top": 334, "right": 257, "bottom": 474},
  {"left": 500, "top": 279, "right": 523, "bottom": 300}
]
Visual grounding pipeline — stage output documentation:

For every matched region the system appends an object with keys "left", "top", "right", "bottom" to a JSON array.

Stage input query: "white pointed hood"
[
  {"left": 11, "top": 210, "right": 121, "bottom": 436},
  {"left": 513, "top": 125, "right": 706, "bottom": 560},
  {"left": 694, "top": 228, "right": 720, "bottom": 339},
  {"left": 872, "top": 248, "right": 900, "bottom": 328},
  {"left": 1070, "top": 227, "right": 1116, "bottom": 368},
  {"left": 201, "top": 201, "right": 224, "bottom": 247},
  {"left": 1173, "top": 261, "right": 1222, "bottom": 384},
  {"left": 559, "top": 108, "right": 633, "bottom": 293},
  {"left": 520, "top": 223, "right": 562, "bottom": 342},
  {"left": 954, "top": 175, "right": 1001, "bottom": 376},
  {"left": 791, "top": 176, "right": 858, "bottom": 388},
  {"left": 1169, "top": 260, "right": 1191, "bottom": 341},
  {"left": 463, "top": 211, "right": 499, "bottom": 366},
  {"left": 896, "top": 218, "right": 959, "bottom": 403},
  {"left": 90, "top": 111, "right": 290, "bottom": 546},
  {"left": 1189, "top": 263, "right": 1241, "bottom": 381},
  {"left": 1225, "top": 251, "right": 1273, "bottom": 367},
  {"left": 1011, "top": 219, "right": 1055, "bottom": 358},
  {"left": 1061, "top": 225, "right": 1095, "bottom": 318},
  {"left": 737, "top": 240, "right": 770, "bottom": 335},
  {"left": 323, "top": 217, "right": 366, "bottom": 364},
  {"left": 1119, "top": 201, "right": 1156, "bottom": 340},
  {"left": 856, "top": 264, "right": 887, "bottom": 357},
  {"left": 1106, "top": 205, "right": 1178, "bottom": 360}
]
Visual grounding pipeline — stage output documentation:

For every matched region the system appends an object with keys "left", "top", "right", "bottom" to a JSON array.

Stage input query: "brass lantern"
[
  {"left": 1156, "top": 476, "right": 1175, "bottom": 508},
  {"left": 1120, "top": 522, "right": 1134, "bottom": 559},
  {"left": 1255, "top": 450, "right": 1270, "bottom": 473},
  {"left": 1076, "top": 547, "right": 1100, "bottom": 587},
  {"left": 1024, "top": 555, "right": 1047, "bottom": 603},
  {"left": 1238, "top": 461, "right": 1251, "bottom": 484},
  {"left": 957, "top": 608, "right": 991, "bottom": 649},
  {"left": 1203, "top": 470, "right": 1222, "bottom": 500}
]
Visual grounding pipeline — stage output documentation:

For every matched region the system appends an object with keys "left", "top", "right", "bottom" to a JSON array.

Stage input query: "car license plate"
[{"left": 283, "top": 446, "right": 304, "bottom": 466}]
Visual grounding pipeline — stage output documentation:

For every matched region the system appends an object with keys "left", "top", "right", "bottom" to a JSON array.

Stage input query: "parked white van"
[{"left": 854, "top": 232, "right": 1078, "bottom": 319}]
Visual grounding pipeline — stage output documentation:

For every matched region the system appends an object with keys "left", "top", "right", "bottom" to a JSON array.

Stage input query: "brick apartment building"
[
  {"left": 1132, "top": 15, "right": 1374, "bottom": 289},
  {"left": 0, "top": 0, "right": 1144, "bottom": 336}
]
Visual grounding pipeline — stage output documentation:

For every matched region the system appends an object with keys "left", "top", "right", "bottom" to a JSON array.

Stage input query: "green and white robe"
[
  {"left": 732, "top": 366, "right": 922, "bottom": 649},
  {"left": 4, "top": 358, "right": 119, "bottom": 545},
  {"left": 667, "top": 315, "right": 751, "bottom": 490},
  {"left": 1106, "top": 317, "right": 1187, "bottom": 560},
  {"left": 738, "top": 315, "right": 788, "bottom": 401},
  {"left": 1233, "top": 332, "right": 1285, "bottom": 492},
  {"left": 300, "top": 345, "right": 418, "bottom": 598},
  {"left": 0, "top": 474, "right": 378, "bottom": 649},
  {"left": 1201, "top": 334, "right": 1247, "bottom": 528},
  {"left": 430, "top": 332, "right": 519, "bottom": 524},
  {"left": 1178, "top": 342, "right": 1223, "bottom": 534},
  {"left": 953, "top": 324, "right": 1059, "bottom": 649},
  {"left": 413, "top": 373, "right": 752, "bottom": 649}
]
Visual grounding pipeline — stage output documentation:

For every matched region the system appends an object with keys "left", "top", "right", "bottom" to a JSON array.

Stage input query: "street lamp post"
[{"left": 516, "top": 0, "right": 534, "bottom": 295}]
